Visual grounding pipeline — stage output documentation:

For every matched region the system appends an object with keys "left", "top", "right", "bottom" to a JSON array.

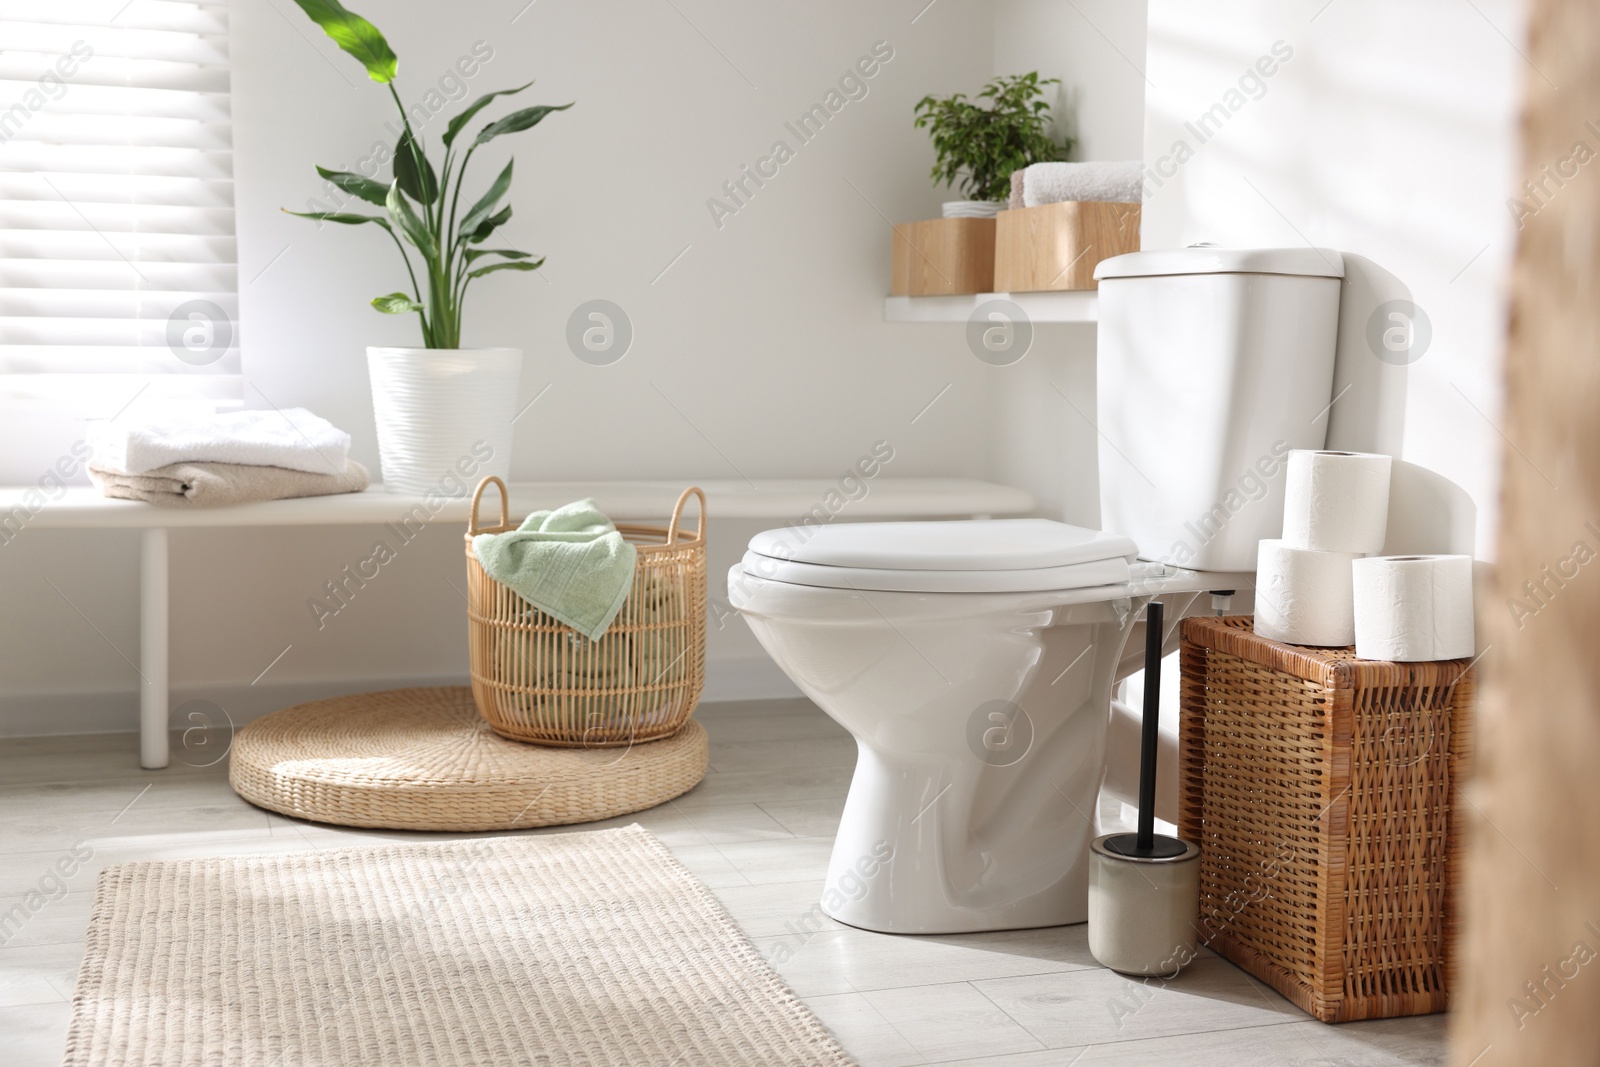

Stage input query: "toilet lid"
[
  {"left": 739, "top": 550, "right": 1132, "bottom": 594},
  {"left": 746, "top": 519, "right": 1137, "bottom": 572}
]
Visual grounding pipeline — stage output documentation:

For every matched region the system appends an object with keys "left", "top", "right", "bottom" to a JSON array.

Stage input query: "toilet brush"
[{"left": 1088, "top": 599, "right": 1203, "bottom": 976}]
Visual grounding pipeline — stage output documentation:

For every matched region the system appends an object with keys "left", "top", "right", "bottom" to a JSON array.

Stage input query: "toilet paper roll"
[
  {"left": 1253, "top": 539, "right": 1361, "bottom": 647},
  {"left": 1352, "top": 554, "right": 1476, "bottom": 661},
  {"left": 1282, "top": 450, "right": 1393, "bottom": 555}
]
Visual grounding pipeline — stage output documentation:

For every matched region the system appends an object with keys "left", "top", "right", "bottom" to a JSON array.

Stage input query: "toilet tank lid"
[
  {"left": 747, "top": 519, "right": 1138, "bottom": 572},
  {"left": 1094, "top": 246, "right": 1345, "bottom": 280}
]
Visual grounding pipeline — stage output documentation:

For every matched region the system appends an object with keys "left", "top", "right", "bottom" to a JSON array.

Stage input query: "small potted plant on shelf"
[
  {"left": 890, "top": 72, "right": 1077, "bottom": 298},
  {"left": 283, "top": 0, "right": 571, "bottom": 493},
  {"left": 914, "top": 72, "right": 1072, "bottom": 218}
]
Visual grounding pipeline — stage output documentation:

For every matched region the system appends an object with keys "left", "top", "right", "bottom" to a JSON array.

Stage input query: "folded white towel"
[
  {"left": 87, "top": 408, "right": 352, "bottom": 476},
  {"left": 1021, "top": 161, "right": 1144, "bottom": 206}
]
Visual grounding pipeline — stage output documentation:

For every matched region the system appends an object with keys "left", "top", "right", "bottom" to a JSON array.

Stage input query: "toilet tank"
[{"left": 1093, "top": 247, "right": 1343, "bottom": 572}]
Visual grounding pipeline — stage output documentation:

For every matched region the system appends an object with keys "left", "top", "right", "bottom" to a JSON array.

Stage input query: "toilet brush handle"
[{"left": 1137, "top": 600, "right": 1164, "bottom": 853}]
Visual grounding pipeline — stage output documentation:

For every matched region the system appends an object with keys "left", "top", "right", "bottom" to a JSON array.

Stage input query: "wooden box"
[
  {"left": 993, "top": 201, "right": 1140, "bottom": 291},
  {"left": 890, "top": 217, "right": 995, "bottom": 296},
  {"left": 1178, "top": 615, "right": 1474, "bottom": 1023}
]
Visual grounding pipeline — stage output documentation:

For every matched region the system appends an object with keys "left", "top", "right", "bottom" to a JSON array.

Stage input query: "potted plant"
[
  {"left": 284, "top": 0, "right": 571, "bottom": 493},
  {"left": 914, "top": 72, "right": 1072, "bottom": 218}
]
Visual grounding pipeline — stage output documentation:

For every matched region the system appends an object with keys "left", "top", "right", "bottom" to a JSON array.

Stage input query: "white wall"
[
  {"left": 993, "top": 0, "right": 1150, "bottom": 161},
  {"left": 237, "top": 0, "right": 997, "bottom": 484},
  {"left": 1141, "top": 0, "right": 1522, "bottom": 559},
  {"left": 985, "top": 0, "right": 1149, "bottom": 527},
  {"left": 0, "top": 0, "right": 1002, "bottom": 734}
]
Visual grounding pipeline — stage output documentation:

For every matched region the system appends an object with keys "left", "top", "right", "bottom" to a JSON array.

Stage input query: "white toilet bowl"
[{"left": 727, "top": 519, "right": 1248, "bottom": 934}]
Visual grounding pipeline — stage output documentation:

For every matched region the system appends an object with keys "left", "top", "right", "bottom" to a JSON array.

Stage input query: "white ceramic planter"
[
  {"left": 941, "top": 200, "right": 1005, "bottom": 219},
  {"left": 367, "top": 346, "right": 521, "bottom": 494}
]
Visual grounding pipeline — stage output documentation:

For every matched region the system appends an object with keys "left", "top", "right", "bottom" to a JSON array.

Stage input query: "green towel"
[{"left": 471, "top": 498, "right": 638, "bottom": 640}]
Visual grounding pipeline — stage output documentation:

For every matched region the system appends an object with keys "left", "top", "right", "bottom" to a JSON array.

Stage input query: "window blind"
[{"left": 0, "top": 0, "right": 239, "bottom": 406}]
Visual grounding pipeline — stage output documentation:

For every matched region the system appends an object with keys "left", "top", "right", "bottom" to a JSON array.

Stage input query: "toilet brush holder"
[
  {"left": 1087, "top": 600, "right": 1202, "bottom": 976},
  {"left": 1089, "top": 833, "right": 1201, "bottom": 976}
]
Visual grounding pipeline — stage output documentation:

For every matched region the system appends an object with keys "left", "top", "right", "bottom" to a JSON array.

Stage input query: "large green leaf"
[
  {"left": 463, "top": 248, "right": 534, "bottom": 263},
  {"left": 466, "top": 258, "right": 545, "bottom": 280},
  {"left": 283, "top": 208, "right": 394, "bottom": 230},
  {"left": 289, "top": 0, "right": 397, "bottom": 83},
  {"left": 466, "top": 205, "right": 511, "bottom": 244},
  {"left": 443, "top": 82, "right": 532, "bottom": 149},
  {"left": 458, "top": 159, "right": 514, "bottom": 238},
  {"left": 315, "top": 166, "right": 388, "bottom": 206},
  {"left": 371, "top": 292, "right": 423, "bottom": 314},
  {"left": 472, "top": 102, "right": 572, "bottom": 147},
  {"left": 385, "top": 182, "right": 437, "bottom": 258},
  {"left": 394, "top": 129, "right": 438, "bottom": 205}
]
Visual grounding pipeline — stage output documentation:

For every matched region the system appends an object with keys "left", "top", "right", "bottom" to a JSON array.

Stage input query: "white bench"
[{"left": 1, "top": 478, "right": 1033, "bottom": 769}]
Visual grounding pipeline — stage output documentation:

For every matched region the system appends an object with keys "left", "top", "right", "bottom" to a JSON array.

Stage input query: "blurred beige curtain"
[{"left": 1453, "top": 0, "right": 1600, "bottom": 1063}]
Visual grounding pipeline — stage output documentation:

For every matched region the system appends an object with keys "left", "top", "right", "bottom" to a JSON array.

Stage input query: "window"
[{"left": 0, "top": 0, "right": 238, "bottom": 408}]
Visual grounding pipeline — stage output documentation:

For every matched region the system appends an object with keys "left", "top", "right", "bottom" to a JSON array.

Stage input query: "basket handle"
[
  {"left": 666, "top": 486, "right": 706, "bottom": 543},
  {"left": 469, "top": 476, "right": 509, "bottom": 535}
]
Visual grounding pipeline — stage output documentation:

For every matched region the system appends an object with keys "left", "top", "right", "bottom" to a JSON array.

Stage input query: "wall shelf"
[{"left": 883, "top": 290, "right": 1098, "bottom": 324}]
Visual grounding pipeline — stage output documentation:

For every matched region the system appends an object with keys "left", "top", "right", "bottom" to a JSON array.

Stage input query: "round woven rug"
[{"left": 229, "top": 687, "right": 709, "bottom": 831}]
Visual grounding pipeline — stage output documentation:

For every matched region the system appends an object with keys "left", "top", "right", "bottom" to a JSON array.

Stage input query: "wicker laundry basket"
[{"left": 465, "top": 477, "right": 707, "bottom": 747}]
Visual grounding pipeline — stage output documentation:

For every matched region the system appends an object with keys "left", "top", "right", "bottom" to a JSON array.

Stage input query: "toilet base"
[
  {"left": 819, "top": 870, "right": 1094, "bottom": 934},
  {"left": 813, "top": 729, "right": 1105, "bottom": 935}
]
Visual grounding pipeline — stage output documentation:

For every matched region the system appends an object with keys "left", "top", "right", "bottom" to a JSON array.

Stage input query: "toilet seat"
[
  {"left": 739, "top": 550, "right": 1131, "bottom": 593},
  {"left": 749, "top": 518, "right": 1137, "bottom": 571},
  {"left": 741, "top": 518, "right": 1139, "bottom": 594}
]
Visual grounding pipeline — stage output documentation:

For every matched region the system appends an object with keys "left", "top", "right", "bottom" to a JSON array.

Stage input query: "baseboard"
[
  {"left": 701, "top": 657, "right": 803, "bottom": 703},
  {"left": 0, "top": 657, "right": 801, "bottom": 738},
  {"left": 0, "top": 676, "right": 464, "bottom": 739}
]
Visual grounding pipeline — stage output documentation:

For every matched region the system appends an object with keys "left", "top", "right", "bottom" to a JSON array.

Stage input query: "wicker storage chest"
[{"left": 1177, "top": 615, "right": 1474, "bottom": 1022}]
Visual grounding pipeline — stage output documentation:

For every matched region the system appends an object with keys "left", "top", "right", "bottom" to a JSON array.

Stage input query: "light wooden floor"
[{"left": 0, "top": 698, "right": 1446, "bottom": 1065}]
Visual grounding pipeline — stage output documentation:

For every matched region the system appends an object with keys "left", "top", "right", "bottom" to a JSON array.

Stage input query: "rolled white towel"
[
  {"left": 87, "top": 407, "right": 353, "bottom": 476},
  {"left": 1021, "top": 161, "right": 1143, "bottom": 206}
]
